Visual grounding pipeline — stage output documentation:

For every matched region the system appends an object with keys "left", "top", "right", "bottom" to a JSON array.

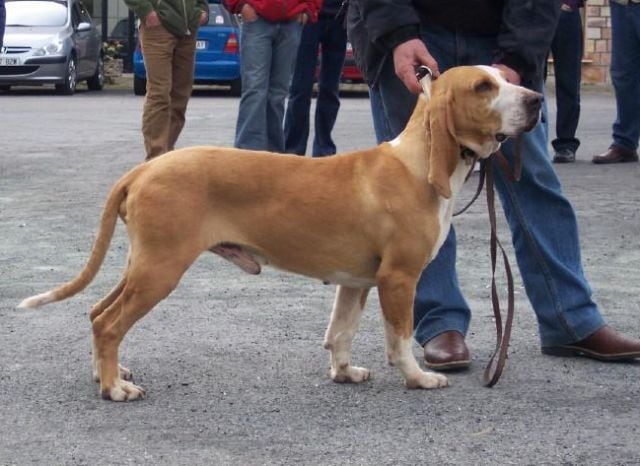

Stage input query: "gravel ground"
[{"left": 1, "top": 82, "right": 639, "bottom": 465}]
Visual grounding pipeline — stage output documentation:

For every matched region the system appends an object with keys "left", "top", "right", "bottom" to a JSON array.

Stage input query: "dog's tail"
[{"left": 17, "top": 172, "right": 132, "bottom": 309}]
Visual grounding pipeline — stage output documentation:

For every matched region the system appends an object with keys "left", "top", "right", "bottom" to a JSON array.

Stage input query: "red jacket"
[{"left": 224, "top": 0, "right": 322, "bottom": 22}]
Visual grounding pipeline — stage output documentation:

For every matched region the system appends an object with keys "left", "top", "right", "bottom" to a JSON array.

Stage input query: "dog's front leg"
[
  {"left": 377, "top": 269, "right": 448, "bottom": 389},
  {"left": 323, "top": 286, "right": 371, "bottom": 383}
]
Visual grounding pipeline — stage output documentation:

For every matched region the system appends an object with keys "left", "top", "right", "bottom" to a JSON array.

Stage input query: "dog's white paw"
[
  {"left": 405, "top": 370, "right": 448, "bottom": 389},
  {"left": 102, "top": 379, "right": 146, "bottom": 401},
  {"left": 331, "top": 365, "right": 371, "bottom": 384}
]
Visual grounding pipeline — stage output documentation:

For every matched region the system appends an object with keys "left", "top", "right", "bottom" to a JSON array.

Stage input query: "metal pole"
[{"left": 101, "top": 0, "right": 108, "bottom": 43}]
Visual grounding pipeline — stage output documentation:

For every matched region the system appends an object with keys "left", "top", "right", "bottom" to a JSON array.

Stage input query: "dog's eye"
[{"left": 474, "top": 79, "right": 494, "bottom": 93}]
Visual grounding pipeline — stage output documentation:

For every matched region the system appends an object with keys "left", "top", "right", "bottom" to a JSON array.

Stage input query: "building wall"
[{"left": 583, "top": 1, "right": 612, "bottom": 84}]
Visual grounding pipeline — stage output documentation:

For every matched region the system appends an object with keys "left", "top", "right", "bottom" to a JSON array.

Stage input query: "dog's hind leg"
[
  {"left": 92, "top": 250, "right": 196, "bottom": 401},
  {"left": 323, "top": 286, "right": 371, "bottom": 383},
  {"left": 376, "top": 267, "right": 448, "bottom": 389},
  {"left": 89, "top": 276, "right": 134, "bottom": 383}
]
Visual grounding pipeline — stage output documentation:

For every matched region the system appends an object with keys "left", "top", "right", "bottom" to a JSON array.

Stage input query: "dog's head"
[{"left": 423, "top": 65, "right": 542, "bottom": 198}]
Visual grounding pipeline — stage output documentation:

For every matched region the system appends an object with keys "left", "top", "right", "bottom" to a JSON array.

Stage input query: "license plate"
[
  {"left": 196, "top": 40, "right": 207, "bottom": 50},
  {"left": 0, "top": 57, "right": 20, "bottom": 66}
]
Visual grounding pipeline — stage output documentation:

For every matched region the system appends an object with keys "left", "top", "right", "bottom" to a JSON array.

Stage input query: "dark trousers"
[
  {"left": 284, "top": 16, "right": 347, "bottom": 157},
  {"left": 548, "top": 8, "right": 583, "bottom": 153}
]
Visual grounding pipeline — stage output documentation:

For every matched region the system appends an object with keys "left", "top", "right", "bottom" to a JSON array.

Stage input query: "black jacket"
[{"left": 348, "top": 0, "right": 562, "bottom": 88}]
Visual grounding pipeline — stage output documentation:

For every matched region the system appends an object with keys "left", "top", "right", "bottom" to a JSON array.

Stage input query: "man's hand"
[
  {"left": 240, "top": 3, "right": 258, "bottom": 22},
  {"left": 491, "top": 64, "right": 521, "bottom": 85},
  {"left": 296, "top": 12, "right": 309, "bottom": 25},
  {"left": 393, "top": 39, "right": 440, "bottom": 94},
  {"left": 145, "top": 10, "right": 161, "bottom": 28},
  {"left": 199, "top": 10, "right": 208, "bottom": 26}
]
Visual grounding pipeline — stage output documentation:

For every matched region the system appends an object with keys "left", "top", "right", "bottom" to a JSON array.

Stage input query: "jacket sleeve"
[
  {"left": 496, "top": 0, "right": 562, "bottom": 85},
  {"left": 361, "top": 0, "right": 420, "bottom": 51},
  {"left": 123, "top": 0, "right": 154, "bottom": 21}
]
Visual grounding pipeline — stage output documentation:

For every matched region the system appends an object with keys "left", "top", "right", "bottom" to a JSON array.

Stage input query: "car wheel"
[
  {"left": 133, "top": 75, "right": 147, "bottom": 96},
  {"left": 55, "top": 55, "right": 78, "bottom": 95},
  {"left": 87, "top": 55, "right": 104, "bottom": 91},
  {"left": 230, "top": 78, "right": 242, "bottom": 97}
]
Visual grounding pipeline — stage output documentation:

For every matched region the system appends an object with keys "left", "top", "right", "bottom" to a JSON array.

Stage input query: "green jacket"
[{"left": 124, "top": 0, "right": 209, "bottom": 37}]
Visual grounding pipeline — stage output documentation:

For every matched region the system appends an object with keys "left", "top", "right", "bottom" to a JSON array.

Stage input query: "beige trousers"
[{"left": 139, "top": 23, "right": 197, "bottom": 159}]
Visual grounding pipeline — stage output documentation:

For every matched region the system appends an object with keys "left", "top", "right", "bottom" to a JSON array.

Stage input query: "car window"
[
  {"left": 5, "top": 0, "right": 68, "bottom": 27},
  {"left": 208, "top": 4, "right": 234, "bottom": 26}
]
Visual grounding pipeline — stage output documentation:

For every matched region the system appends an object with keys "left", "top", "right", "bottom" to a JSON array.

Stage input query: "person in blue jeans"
[
  {"left": 348, "top": 0, "right": 640, "bottom": 370},
  {"left": 223, "top": 0, "right": 320, "bottom": 152},
  {"left": 592, "top": 0, "right": 640, "bottom": 164},
  {"left": 284, "top": 0, "right": 347, "bottom": 157},
  {"left": 548, "top": 1, "right": 584, "bottom": 164}
]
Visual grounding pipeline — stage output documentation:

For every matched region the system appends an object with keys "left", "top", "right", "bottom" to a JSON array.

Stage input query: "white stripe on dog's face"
[{"left": 476, "top": 65, "right": 542, "bottom": 139}]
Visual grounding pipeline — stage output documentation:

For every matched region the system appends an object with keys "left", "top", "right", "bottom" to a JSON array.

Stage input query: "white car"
[{"left": 0, "top": 0, "right": 103, "bottom": 94}]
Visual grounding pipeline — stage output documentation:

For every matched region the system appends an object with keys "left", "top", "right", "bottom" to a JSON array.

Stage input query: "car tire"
[
  {"left": 230, "top": 78, "right": 241, "bottom": 97},
  {"left": 55, "top": 55, "right": 78, "bottom": 95},
  {"left": 133, "top": 75, "right": 147, "bottom": 96},
  {"left": 87, "top": 55, "right": 104, "bottom": 91}
]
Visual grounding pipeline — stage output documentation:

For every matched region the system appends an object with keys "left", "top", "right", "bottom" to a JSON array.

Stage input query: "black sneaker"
[{"left": 553, "top": 148, "right": 576, "bottom": 163}]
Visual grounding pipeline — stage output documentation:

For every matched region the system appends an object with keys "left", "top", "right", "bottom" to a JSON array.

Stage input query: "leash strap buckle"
[{"left": 415, "top": 65, "right": 433, "bottom": 99}]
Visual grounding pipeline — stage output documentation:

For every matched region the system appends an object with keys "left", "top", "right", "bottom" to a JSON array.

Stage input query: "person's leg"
[
  {"left": 167, "top": 34, "right": 197, "bottom": 152},
  {"left": 139, "top": 23, "right": 177, "bottom": 159},
  {"left": 450, "top": 32, "right": 606, "bottom": 346},
  {"left": 493, "top": 125, "right": 604, "bottom": 345},
  {"left": 610, "top": 2, "right": 640, "bottom": 151},
  {"left": 266, "top": 21, "right": 302, "bottom": 153},
  {"left": 283, "top": 22, "right": 320, "bottom": 155},
  {"left": 234, "top": 18, "right": 274, "bottom": 150},
  {"left": 312, "top": 18, "right": 347, "bottom": 157},
  {"left": 551, "top": 8, "right": 582, "bottom": 156}
]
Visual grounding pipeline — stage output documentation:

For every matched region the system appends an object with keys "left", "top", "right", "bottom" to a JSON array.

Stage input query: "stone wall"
[{"left": 582, "top": 1, "right": 612, "bottom": 84}]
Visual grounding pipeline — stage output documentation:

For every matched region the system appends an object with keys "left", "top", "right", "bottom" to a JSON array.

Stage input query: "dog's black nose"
[{"left": 526, "top": 93, "right": 543, "bottom": 111}]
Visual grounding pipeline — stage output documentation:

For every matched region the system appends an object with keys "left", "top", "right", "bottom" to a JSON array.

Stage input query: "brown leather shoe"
[
  {"left": 592, "top": 145, "right": 639, "bottom": 164},
  {"left": 541, "top": 326, "right": 640, "bottom": 361},
  {"left": 423, "top": 331, "right": 470, "bottom": 370}
]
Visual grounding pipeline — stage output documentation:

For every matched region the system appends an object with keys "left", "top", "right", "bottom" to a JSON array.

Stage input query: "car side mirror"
[{"left": 77, "top": 22, "right": 92, "bottom": 32}]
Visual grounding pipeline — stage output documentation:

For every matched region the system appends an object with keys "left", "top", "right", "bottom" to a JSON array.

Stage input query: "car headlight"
[{"left": 33, "top": 39, "right": 65, "bottom": 56}]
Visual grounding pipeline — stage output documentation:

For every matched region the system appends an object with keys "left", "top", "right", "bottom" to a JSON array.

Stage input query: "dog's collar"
[{"left": 460, "top": 147, "right": 477, "bottom": 160}]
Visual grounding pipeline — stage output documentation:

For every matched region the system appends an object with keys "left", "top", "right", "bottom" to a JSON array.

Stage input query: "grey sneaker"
[{"left": 553, "top": 148, "right": 576, "bottom": 163}]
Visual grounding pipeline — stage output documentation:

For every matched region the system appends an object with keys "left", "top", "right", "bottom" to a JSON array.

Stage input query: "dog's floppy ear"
[{"left": 427, "top": 91, "right": 458, "bottom": 199}]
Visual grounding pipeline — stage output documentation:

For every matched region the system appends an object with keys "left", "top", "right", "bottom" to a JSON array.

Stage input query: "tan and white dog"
[{"left": 19, "top": 65, "right": 542, "bottom": 401}]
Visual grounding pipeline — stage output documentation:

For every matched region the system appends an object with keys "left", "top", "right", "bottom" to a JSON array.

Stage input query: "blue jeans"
[
  {"left": 610, "top": 1, "right": 640, "bottom": 151},
  {"left": 234, "top": 18, "right": 302, "bottom": 152},
  {"left": 549, "top": 8, "right": 583, "bottom": 153},
  {"left": 284, "top": 16, "right": 347, "bottom": 157},
  {"left": 371, "top": 24, "right": 604, "bottom": 347}
]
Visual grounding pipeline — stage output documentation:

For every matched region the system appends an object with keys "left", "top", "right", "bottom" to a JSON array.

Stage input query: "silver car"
[{"left": 0, "top": 0, "right": 103, "bottom": 94}]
